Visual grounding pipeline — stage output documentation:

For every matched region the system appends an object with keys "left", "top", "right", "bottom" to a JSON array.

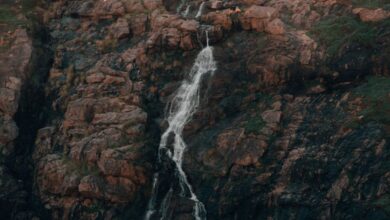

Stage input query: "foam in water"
[{"left": 144, "top": 33, "right": 216, "bottom": 220}]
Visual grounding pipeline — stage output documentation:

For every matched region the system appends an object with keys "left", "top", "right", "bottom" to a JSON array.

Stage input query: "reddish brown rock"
[
  {"left": 0, "top": 88, "right": 18, "bottom": 115},
  {"left": 86, "top": 72, "right": 105, "bottom": 84},
  {"left": 36, "top": 155, "right": 80, "bottom": 195},
  {"left": 265, "top": 18, "right": 285, "bottom": 35},
  {"left": 180, "top": 34, "right": 195, "bottom": 50},
  {"left": 203, "top": 10, "right": 233, "bottom": 30},
  {"left": 130, "top": 14, "right": 148, "bottom": 36},
  {"left": 104, "top": 176, "right": 136, "bottom": 203},
  {"left": 93, "top": 0, "right": 126, "bottom": 18},
  {"left": 208, "top": 0, "right": 224, "bottom": 9},
  {"left": 78, "top": 175, "right": 104, "bottom": 198},
  {"left": 261, "top": 110, "right": 282, "bottom": 124},
  {"left": 91, "top": 107, "right": 146, "bottom": 125},
  {"left": 240, "top": 5, "right": 278, "bottom": 32},
  {"left": 0, "top": 119, "right": 18, "bottom": 152},
  {"left": 122, "top": 0, "right": 145, "bottom": 13},
  {"left": 353, "top": 8, "right": 390, "bottom": 22},
  {"left": 161, "top": 28, "right": 181, "bottom": 48},
  {"left": 33, "top": 127, "right": 55, "bottom": 161},
  {"left": 109, "top": 18, "right": 130, "bottom": 39},
  {"left": 241, "top": 0, "right": 266, "bottom": 5},
  {"left": 179, "top": 20, "right": 199, "bottom": 32}
]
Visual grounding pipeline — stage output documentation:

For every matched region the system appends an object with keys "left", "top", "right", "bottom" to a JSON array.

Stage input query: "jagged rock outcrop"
[
  {"left": 0, "top": 28, "right": 34, "bottom": 219},
  {"left": 0, "top": 2, "right": 52, "bottom": 218},
  {"left": 0, "top": 0, "right": 390, "bottom": 219}
]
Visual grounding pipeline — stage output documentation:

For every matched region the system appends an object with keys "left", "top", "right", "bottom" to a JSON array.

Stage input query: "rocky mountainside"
[{"left": 0, "top": 0, "right": 390, "bottom": 219}]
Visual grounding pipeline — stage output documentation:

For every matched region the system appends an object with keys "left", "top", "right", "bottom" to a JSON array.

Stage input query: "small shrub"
[
  {"left": 20, "top": 0, "right": 37, "bottom": 14},
  {"left": 244, "top": 115, "right": 265, "bottom": 134},
  {"left": 84, "top": 202, "right": 104, "bottom": 214},
  {"left": 310, "top": 16, "right": 377, "bottom": 56},
  {"left": 353, "top": 76, "right": 390, "bottom": 124},
  {"left": 96, "top": 37, "right": 118, "bottom": 53},
  {"left": 352, "top": 0, "right": 390, "bottom": 9},
  {"left": 0, "top": 6, "right": 25, "bottom": 26},
  {"left": 372, "top": 194, "right": 390, "bottom": 214},
  {"left": 62, "top": 155, "right": 100, "bottom": 176}
]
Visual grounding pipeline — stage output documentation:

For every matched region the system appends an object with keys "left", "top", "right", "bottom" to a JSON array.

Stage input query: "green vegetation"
[
  {"left": 303, "top": 79, "right": 322, "bottom": 89},
  {"left": 352, "top": 0, "right": 390, "bottom": 9},
  {"left": 96, "top": 37, "right": 118, "bottom": 53},
  {"left": 254, "top": 92, "right": 273, "bottom": 105},
  {"left": 84, "top": 202, "right": 104, "bottom": 214},
  {"left": 372, "top": 194, "right": 390, "bottom": 214},
  {"left": 345, "top": 118, "right": 361, "bottom": 129},
  {"left": 353, "top": 76, "right": 390, "bottom": 124},
  {"left": 310, "top": 16, "right": 378, "bottom": 56},
  {"left": 0, "top": 1, "right": 39, "bottom": 51},
  {"left": 0, "top": 6, "right": 26, "bottom": 26},
  {"left": 244, "top": 115, "right": 265, "bottom": 134},
  {"left": 20, "top": 0, "right": 38, "bottom": 14},
  {"left": 62, "top": 155, "right": 100, "bottom": 176},
  {"left": 0, "top": 0, "right": 38, "bottom": 25}
]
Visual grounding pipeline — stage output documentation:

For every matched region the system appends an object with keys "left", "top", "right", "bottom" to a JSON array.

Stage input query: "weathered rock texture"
[{"left": 0, "top": 0, "right": 390, "bottom": 219}]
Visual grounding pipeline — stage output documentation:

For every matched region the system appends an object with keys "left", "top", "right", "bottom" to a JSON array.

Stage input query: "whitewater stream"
[{"left": 144, "top": 34, "right": 216, "bottom": 220}]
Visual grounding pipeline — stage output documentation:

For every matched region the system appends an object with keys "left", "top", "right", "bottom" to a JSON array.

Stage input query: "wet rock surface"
[{"left": 0, "top": 0, "right": 390, "bottom": 219}]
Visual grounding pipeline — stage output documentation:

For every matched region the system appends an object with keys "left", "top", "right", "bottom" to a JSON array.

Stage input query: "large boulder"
[
  {"left": 240, "top": 6, "right": 278, "bottom": 32},
  {"left": 353, "top": 8, "right": 390, "bottom": 22}
]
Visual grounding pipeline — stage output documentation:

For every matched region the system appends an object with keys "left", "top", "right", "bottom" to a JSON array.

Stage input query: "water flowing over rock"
[
  {"left": 1, "top": 0, "right": 390, "bottom": 219},
  {"left": 145, "top": 33, "right": 216, "bottom": 220},
  {"left": 196, "top": 2, "right": 207, "bottom": 18}
]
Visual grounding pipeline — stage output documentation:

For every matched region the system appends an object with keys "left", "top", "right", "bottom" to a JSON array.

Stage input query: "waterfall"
[
  {"left": 176, "top": 0, "right": 187, "bottom": 14},
  {"left": 195, "top": 2, "right": 206, "bottom": 18},
  {"left": 144, "top": 33, "right": 216, "bottom": 220},
  {"left": 182, "top": 5, "right": 191, "bottom": 17}
]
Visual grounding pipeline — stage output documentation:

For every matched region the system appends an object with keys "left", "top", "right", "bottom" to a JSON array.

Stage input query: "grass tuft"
[
  {"left": 310, "top": 16, "right": 377, "bottom": 57},
  {"left": 244, "top": 115, "right": 265, "bottom": 134},
  {"left": 352, "top": 0, "right": 390, "bottom": 9},
  {"left": 353, "top": 76, "right": 390, "bottom": 124}
]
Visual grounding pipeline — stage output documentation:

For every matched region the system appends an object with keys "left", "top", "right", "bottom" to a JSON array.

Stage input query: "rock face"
[
  {"left": 240, "top": 6, "right": 279, "bottom": 32},
  {"left": 0, "top": 28, "right": 34, "bottom": 219},
  {"left": 1, "top": 0, "right": 390, "bottom": 220},
  {"left": 353, "top": 8, "right": 390, "bottom": 22}
]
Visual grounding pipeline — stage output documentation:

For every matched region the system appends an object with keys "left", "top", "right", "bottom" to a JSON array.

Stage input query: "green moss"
[
  {"left": 20, "top": 0, "right": 37, "bottom": 14},
  {"left": 62, "top": 155, "right": 100, "bottom": 176},
  {"left": 244, "top": 115, "right": 265, "bottom": 134},
  {"left": 0, "top": 6, "right": 25, "bottom": 26},
  {"left": 304, "top": 79, "right": 321, "bottom": 89},
  {"left": 352, "top": 0, "right": 390, "bottom": 9},
  {"left": 84, "top": 202, "right": 104, "bottom": 214},
  {"left": 345, "top": 118, "right": 361, "bottom": 129},
  {"left": 353, "top": 76, "right": 390, "bottom": 125},
  {"left": 373, "top": 194, "right": 390, "bottom": 214},
  {"left": 310, "top": 16, "right": 378, "bottom": 56},
  {"left": 255, "top": 92, "right": 273, "bottom": 104},
  {"left": 97, "top": 37, "right": 118, "bottom": 53},
  {"left": 354, "top": 76, "right": 390, "bottom": 102}
]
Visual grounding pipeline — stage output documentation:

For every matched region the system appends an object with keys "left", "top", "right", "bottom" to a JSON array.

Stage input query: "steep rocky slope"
[{"left": 0, "top": 0, "right": 390, "bottom": 219}]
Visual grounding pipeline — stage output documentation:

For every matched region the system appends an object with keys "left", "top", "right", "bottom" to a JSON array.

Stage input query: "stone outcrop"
[
  {"left": 1, "top": 0, "right": 390, "bottom": 219},
  {"left": 240, "top": 6, "right": 279, "bottom": 32},
  {"left": 353, "top": 7, "right": 390, "bottom": 22}
]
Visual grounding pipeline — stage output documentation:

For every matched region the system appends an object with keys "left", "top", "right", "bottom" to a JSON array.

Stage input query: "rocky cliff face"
[{"left": 1, "top": 0, "right": 390, "bottom": 219}]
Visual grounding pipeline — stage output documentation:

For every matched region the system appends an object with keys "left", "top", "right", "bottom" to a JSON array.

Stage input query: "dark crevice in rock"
[{"left": 4, "top": 19, "right": 54, "bottom": 220}]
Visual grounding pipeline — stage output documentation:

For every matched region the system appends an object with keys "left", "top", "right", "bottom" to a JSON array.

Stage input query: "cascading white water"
[
  {"left": 144, "top": 33, "right": 216, "bottom": 220},
  {"left": 182, "top": 5, "right": 191, "bottom": 17},
  {"left": 176, "top": 0, "right": 187, "bottom": 14},
  {"left": 195, "top": 2, "right": 206, "bottom": 18}
]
